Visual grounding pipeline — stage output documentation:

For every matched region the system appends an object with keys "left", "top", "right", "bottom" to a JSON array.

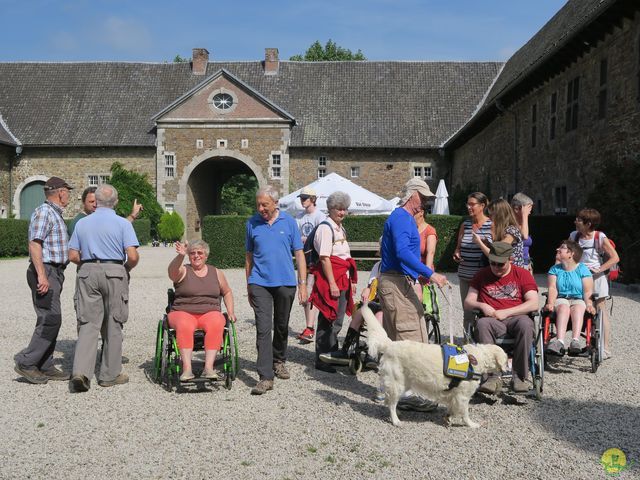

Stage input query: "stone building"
[
  {"left": 1, "top": 0, "right": 638, "bottom": 236},
  {"left": 0, "top": 49, "right": 499, "bottom": 236},
  {"left": 447, "top": 0, "right": 640, "bottom": 214}
]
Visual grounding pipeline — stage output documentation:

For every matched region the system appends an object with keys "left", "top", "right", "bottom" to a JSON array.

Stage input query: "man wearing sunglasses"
[{"left": 464, "top": 242, "right": 539, "bottom": 394}]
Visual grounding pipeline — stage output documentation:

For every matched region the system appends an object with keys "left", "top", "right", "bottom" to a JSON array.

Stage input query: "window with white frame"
[
  {"left": 270, "top": 153, "right": 282, "bottom": 178},
  {"left": 318, "top": 156, "right": 327, "bottom": 167},
  {"left": 165, "top": 203, "right": 175, "bottom": 213},
  {"left": 241, "top": 139, "right": 249, "bottom": 149},
  {"left": 317, "top": 168, "right": 326, "bottom": 178},
  {"left": 88, "top": 174, "right": 110, "bottom": 187},
  {"left": 196, "top": 139, "right": 204, "bottom": 149},
  {"left": 217, "top": 139, "right": 227, "bottom": 149},
  {"left": 413, "top": 164, "right": 432, "bottom": 179},
  {"left": 350, "top": 166, "right": 360, "bottom": 178},
  {"left": 164, "top": 153, "right": 176, "bottom": 178}
]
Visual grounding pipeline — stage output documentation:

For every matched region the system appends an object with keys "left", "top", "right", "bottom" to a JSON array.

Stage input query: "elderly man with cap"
[
  {"left": 378, "top": 178, "right": 448, "bottom": 410},
  {"left": 68, "top": 184, "right": 139, "bottom": 392},
  {"left": 464, "top": 242, "right": 539, "bottom": 394},
  {"left": 14, "top": 176, "right": 73, "bottom": 384},
  {"left": 295, "top": 186, "right": 326, "bottom": 343}
]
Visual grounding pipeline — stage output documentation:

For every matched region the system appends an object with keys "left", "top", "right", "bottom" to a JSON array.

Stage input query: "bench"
[{"left": 348, "top": 241, "right": 379, "bottom": 262}]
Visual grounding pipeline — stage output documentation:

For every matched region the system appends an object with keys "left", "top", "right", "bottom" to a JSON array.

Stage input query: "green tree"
[
  {"left": 173, "top": 54, "right": 189, "bottom": 63},
  {"left": 290, "top": 40, "right": 366, "bottom": 61},
  {"left": 220, "top": 174, "right": 259, "bottom": 215},
  {"left": 109, "top": 162, "right": 163, "bottom": 236},
  {"left": 157, "top": 212, "right": 185, "bottom": 241}
]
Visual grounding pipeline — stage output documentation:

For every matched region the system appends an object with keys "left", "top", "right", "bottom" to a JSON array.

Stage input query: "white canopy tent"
[
  {"left": 433, "top": 179, "right": 450, "bottom": 215},
  {"left": 279, "top": 172, "right": 396, "bottom": 215}
]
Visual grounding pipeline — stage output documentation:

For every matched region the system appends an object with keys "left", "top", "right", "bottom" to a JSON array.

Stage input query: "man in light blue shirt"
[{"left": 68, "top": 184, "right": 139, "bottom": 392}]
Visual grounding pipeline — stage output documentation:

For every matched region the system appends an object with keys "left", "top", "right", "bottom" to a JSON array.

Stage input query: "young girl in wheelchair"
[{"left": 545, "top": 240, "right": 595, "bottom": 356}]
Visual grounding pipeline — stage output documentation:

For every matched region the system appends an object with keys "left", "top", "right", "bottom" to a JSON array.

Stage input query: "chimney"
[
  {"left": 192, "top": 48, "right": 209, "bottom": 75},
  {"left": 264, "top": 48, "right": 279, "bottom": 75}
]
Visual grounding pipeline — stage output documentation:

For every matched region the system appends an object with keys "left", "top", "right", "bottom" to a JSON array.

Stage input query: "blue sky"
[{"left": 0, "top": 0, "right": 567, "bottom": 62}]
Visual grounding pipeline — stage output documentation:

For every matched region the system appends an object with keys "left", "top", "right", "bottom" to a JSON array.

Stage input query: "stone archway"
[{"left": 177, "top": 149, "right": 267, "bottom": 238}]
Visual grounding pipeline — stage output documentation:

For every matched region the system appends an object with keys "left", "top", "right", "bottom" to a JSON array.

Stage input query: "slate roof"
[
  {"left": 446, "top": 0, "right": 622, "bottom": 147},
  {"left": 0, "top": 61, "right": 502, "bottom": 149},
  {"left": 0, "top": 115, "right": 19, "bottom": 146}
]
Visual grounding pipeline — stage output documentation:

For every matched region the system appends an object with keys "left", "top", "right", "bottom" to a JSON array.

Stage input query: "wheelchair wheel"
[
  {"left": 426, "top": 315, "right": 441, "bottom": 345},
  {"left": 591, "top": 310, "right": 603, "bottom": 373},
  {"left": 348, "top": 353, "right": 363, "bottom": 375},
  {"left": 532, "top": 315, "right": 544, "bottom": 400},
  {"left": 153, "top": 319, "right": 164, "bottom": 382},
  {"left": 222, "top": 320, "right": 239, "bottom": 389}
]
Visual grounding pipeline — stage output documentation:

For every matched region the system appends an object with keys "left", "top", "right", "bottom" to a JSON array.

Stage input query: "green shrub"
[
  {"left": 157, "top": 212, "right": 185, "bottom": 242},
  {"left": 0, "top": 219, "right": 29, "bottom": 257},
  {"left": 202, "top": 215, "right": 251, "bottom": 268},
  {"left": 109, "top": 162, "right": 163, "bottom": 236},
  {"left": 132, "top": 218, "right": 151, "bottom": 246}
]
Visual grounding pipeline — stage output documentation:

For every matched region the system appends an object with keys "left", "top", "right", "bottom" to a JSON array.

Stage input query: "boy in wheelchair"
[{"left": 544, "top": 240, "right": 595, "bottom": 356}]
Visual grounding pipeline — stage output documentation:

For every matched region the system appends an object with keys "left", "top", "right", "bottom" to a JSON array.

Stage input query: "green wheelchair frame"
[{"left": 153, "top": 289, "right": 239, "bottom": 391}]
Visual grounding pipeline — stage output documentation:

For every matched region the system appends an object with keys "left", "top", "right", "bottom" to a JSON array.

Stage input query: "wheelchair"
[
  {"left": 541, "top": 293, "right": 605, "bottom": 373},
  {"left": 153, "top": 289, "right": 239, "bottom": 391},
  {"left": 465, "top": 310, "right": 544, "bottom": 400}
]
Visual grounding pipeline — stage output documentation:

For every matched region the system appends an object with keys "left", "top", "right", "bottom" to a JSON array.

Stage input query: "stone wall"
[
  {"left": 0, "top": 146, "right": 12, "bottom": 217},
  {"left": 9, "top": 147, "right": 155, "bottom": 218},
  {"left": 451, "top": 13, "right": 640, "bottom": 214},
  {"left": 289, "top": 147, "right": 445, "bottom": 199}
]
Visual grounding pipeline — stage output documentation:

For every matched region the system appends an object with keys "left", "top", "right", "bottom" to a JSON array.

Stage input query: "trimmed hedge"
[
  {"left": 202, "top": 213, "right": 465, "bottom": 271},
  {"left": 132, "top": 218, "right": 151, "bottom": 246},
  {"left": 0, "top": 219, "right": 29, "bottom": 257}
]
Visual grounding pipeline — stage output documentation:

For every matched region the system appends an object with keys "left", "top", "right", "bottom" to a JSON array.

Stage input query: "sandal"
[
  {"left": 180, "top": 370, "right": 195, "bottom": 382},
  {"left": 201, "top": 368, "right": 218, "bottom": 380}
]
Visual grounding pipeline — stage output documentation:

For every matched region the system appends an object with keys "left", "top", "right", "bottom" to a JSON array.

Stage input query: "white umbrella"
[
  {"left": 433, "top": 179, "right": 450, "bottom": 215},
  {"left": 279, "top": 172, "right": 395, "bottom": 215}
]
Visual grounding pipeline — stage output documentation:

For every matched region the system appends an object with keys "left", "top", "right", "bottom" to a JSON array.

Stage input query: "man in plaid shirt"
[{"left": 14, "top": 176, "right": 73, "bottom": 384}]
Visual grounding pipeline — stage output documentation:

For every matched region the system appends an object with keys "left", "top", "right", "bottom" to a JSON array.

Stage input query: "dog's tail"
[{"left": 361, "top": 304, "right": 391, "bottom": 357}]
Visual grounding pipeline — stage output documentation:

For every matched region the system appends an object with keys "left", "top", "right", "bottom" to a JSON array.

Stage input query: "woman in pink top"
[{"left": 167, "top": 240, "right": 236, "bottom": 382}]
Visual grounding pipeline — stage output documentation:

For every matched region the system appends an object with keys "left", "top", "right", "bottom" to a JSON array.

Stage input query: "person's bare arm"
[
  {"left": 495, "top": 290, "right": 539, "bottom": 320},
  {"left": 599, "top": 238, "right": 620, "bottom": 273},
  {"left": 294, "top": 249, "right": 308, "bottom": 304},
  {"left": 218, "top": 269, "right": 236, "bottom": 322},
  {"left": 464, "top": 286, "right": 496, "bottom": 318},
  {"left": 425, "top": 234, "right": 437, "bottom": 271},
  {"left": 453, "top": 223, "right": 465, "bottom": 262},
  {"left": 125, "top": 246, "right": 139, "bottom": 271},
  {"left": 28, "top": 240, "right": 49, "bottom": 294},
  {"left": 69, "top": 249, "right": 81, "bottom": 266},
  {"left": 545, "top": 275, "right": 557, "bottom": 311},
  {"left": 168, "top": 241, "right": 187, "bottom": 283},
  {"left": 127, "top": 199, "right": 143, "bottom": 222}
]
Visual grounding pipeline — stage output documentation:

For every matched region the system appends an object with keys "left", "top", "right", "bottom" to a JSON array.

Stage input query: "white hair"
[{"left": 95, "top": 184, "right": 118, "bottom": 208}]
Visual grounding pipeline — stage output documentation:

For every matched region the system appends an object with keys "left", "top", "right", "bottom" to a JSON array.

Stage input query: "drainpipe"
[
  {"left": 9, "top": 144, "right": 22, "bottom": 218},
  {"left": 495, "top": 100, "right": 519, "bottom": 194}
]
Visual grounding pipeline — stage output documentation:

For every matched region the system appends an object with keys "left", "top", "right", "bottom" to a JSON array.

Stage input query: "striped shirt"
[
  {"left": 457, "top": 218, "right": 492, "bottom": 281},
  {"left": 29, "top": 201, "right": 69, "bottom": 264}
]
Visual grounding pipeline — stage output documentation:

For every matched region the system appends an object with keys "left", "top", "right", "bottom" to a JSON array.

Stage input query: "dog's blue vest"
[{"left": 441, "top": 344, "right": 481, "bottom": 389}]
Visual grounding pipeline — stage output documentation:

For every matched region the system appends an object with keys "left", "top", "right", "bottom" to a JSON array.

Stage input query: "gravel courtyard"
[{"left": 1, "top": 246, "right": 638, "bottom": 479}]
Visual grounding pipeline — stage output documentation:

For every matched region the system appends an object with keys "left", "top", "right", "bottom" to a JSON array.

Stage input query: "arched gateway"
[{"left": 153, "top": 67, "right": 295, "bottom": 238}]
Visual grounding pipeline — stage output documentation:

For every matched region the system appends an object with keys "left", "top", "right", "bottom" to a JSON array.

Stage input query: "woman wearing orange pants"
[{"left": 168, "top": 239, "right": 236, "bottom": 381}]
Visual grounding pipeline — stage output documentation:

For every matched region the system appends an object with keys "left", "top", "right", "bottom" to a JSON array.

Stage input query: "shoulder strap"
[{"left": 594, "top": 231, "right": 604, "bottom": 254}]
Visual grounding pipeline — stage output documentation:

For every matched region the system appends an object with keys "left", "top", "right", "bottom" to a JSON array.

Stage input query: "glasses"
[
  {"left": 189, "top": 250, "right": 206, "bottom": 257},
  {"left": 575, "top": 218, "right": 584, "bottom": 223},
  {"left": 489, "top": 261, "right": 507, "bottom": 267},
  {"left": 466, "top": 202, "right": 480, "bottom": 208},
  {"left": 557, "top": 245, "right": 569, "bottom": 251}
]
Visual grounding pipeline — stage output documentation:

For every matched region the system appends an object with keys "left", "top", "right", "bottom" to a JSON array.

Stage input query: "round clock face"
[{"left": 212, "top": 93, "right": 233, "bottom": 110}]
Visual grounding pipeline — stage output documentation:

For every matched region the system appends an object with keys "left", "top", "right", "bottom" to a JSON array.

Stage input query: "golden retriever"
[{"left": 362, "top": 304, "right": 508, "bottom": 428}]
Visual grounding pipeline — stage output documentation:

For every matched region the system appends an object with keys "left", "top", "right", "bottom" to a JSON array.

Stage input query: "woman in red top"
[
  {"left": 167, "top": 240, "right": 236, "bottom": 382},
  {"left": 414, "top": 208, "right": 437, "bottom": 271}
]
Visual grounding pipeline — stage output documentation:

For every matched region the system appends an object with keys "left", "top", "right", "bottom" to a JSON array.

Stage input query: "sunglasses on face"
[{"left": 489, "top": 261, "right": 507, "bottom": 267}]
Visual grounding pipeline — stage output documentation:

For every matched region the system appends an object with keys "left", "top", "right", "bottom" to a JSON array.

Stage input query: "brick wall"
[{"left": 451, "top": 13, "right": 640, "bottom": 214}]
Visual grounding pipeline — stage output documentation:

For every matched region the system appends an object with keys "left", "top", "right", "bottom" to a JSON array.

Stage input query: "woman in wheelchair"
[
  {"left": 545, "top": 240, "right": 595, "bottom": 356},
  {"left": 168, "top": 240, "right": 236, "bottom": 381}
]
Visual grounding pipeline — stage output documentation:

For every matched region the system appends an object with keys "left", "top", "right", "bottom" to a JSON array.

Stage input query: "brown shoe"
[
  {"left": 14, "top": 364, "right": 48, "bottom": 384},
  {"left": 251, "top": 379, "right": 274, "bottom": 395},
  {"left": 98, "top": 373, "right": 129, "bottom": 387},
  {"left": 41, "top": 366, "right": 70, "bottom": 381},
  {"left": 511, "top": 376, "right": 529, "bottom": 393},
  {"left": 273, "top": 362, "right": 290, "bottom": 380},
  {"left": 70, "top": 374, "right": 90, "bottom": 393},
  {"left": 477, "top": 375, "right": 501, "bottom": 395}
]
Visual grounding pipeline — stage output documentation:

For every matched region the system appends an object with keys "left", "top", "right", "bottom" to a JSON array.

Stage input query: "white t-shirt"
[
  {"left": 296, "top": 209, "right": 326, "bottom": 240},
  {"left": 569, "top": 230, "right": 607, "bottom": 270}
]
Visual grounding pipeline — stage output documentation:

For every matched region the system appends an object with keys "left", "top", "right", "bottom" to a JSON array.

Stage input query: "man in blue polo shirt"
[
  {"left": 68, "top": 184, "right": 139, "bottom": 392},
  {"left": 245, "top": 186, "right": 307, "bottom": 395}
]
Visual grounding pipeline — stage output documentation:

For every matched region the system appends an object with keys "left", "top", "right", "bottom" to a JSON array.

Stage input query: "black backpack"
[{"left": 303, "top": 221, "right": 334, "bottom": 268}]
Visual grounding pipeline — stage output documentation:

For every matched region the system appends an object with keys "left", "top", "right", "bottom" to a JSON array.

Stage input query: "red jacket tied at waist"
[{"left": 309, "top": 256, "right": 358, "bottom": 322}]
